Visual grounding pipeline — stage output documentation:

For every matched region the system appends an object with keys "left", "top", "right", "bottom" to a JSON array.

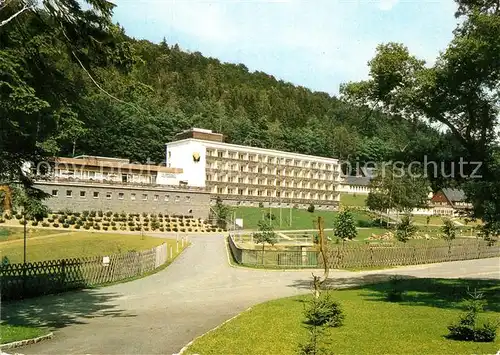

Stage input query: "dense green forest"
[{"left": 0, "top": 0, "right": 453, "bottom": 171}]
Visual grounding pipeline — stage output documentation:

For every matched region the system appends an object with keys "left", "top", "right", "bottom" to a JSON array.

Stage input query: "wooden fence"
[
  {"left": 228, "top": 236, "right": 500, "bottom": 269},
  {"left": 1, "top": 243, "right": 168, "bottom": 301}
]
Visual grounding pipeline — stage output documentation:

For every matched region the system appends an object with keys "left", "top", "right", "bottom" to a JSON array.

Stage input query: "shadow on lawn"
[
  {"left": 1, "top": 288, "right": 135, "bottom": 329},
  {"left": 288, "top": 274, "right": 500, "bottom": 312}
]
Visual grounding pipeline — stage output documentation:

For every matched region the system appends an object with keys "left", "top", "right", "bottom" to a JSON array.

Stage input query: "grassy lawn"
[
  {"left": 340, "top": 193, "right": 367, "bottom": 207},
  {"left": 410, "top": 215, "right": 446, "bottom": 225},
  {"left": 232, "top": 206, "right": 372, "bottom": 230},
  {"left": 1, "top": 232, "right": 178, "bottom": 263},
  {"left": 0, "top": 324, "right": 49, "bottom": 344},
  {"left": 0, "top": 226, "right": 65, "bottom": 242},
  {"left": 185, "top": 278, "right": 500, "bottom": 355}
]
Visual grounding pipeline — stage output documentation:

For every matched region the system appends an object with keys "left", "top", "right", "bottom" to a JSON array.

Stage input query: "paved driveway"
[{"left": 3, "top": 234, "right": 499, "bottom": 355}]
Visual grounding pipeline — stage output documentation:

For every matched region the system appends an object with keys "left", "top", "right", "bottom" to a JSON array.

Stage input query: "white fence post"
[{"left": 170, "top": 246, "right": 173, "bottom": 260}]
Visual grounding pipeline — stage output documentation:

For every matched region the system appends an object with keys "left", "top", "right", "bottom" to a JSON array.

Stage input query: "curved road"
[{"left": 3, "top": 234, "right": 499, "bottom": 355}]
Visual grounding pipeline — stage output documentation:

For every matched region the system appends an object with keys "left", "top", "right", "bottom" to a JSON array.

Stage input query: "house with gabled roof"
[{"left": 431, "top": 188, "right": 472, "bottom": 216}]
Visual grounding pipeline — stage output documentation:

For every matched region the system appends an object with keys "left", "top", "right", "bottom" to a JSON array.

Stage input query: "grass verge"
[
  {"left": 0, "top": 232, "right": 179, "bottom": 263},
  {"left": 0, "top": 324, "right": 49, "bottom": 345},
  {"left": 0, "top": 226, "right": 65, "bottom": 242},
  {"left": 185, "top": 278, "right": 500, "bottom": 355}
]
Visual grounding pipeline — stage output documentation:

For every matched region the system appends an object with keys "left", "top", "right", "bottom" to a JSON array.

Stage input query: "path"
[{"left": 3, "top": 234, "right": 499, "bottom": 355}]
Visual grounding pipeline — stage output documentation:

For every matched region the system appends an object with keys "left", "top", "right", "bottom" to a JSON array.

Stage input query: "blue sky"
[{"left": 112, "top": 0, "right": 459, "bottom": 95}]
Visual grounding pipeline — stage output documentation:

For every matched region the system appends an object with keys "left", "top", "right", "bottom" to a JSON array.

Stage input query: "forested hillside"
[
  {"left": 76, "top": 38, "right": 448, "bottom": 165},
  {"left": 1, "top": 0, "right": 450, "bottom": 170}
]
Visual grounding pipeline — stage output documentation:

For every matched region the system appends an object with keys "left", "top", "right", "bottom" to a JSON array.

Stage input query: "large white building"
[{"left": 166, "top": 128, "right": 342, "bottom": 209}]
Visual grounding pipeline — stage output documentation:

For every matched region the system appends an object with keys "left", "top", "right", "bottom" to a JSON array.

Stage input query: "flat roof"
[
  {"left": 54, "top": 157, "right": 183, "bottom": 174},
  {"left": 166, "top": 138, "right": 340, "bottom": 164}
]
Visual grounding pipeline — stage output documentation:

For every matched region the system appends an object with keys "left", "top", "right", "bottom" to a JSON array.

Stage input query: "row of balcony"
[
  {"left": 206, "top": 181, "right": 338, "bottom": 193},
  {"left": 205, "top": 168, "right": 340, "bottom": 182},
  {"left": 205, "top": 155, "right": 338, "bottom": 172}
]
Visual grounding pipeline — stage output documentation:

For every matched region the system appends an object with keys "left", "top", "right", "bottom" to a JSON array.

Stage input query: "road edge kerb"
[
  {"left": 174, "top": 307, "right": 253, "bottom": 355},
  {"left": 0, "top": 332, "right": 54, "bottom": 350}
]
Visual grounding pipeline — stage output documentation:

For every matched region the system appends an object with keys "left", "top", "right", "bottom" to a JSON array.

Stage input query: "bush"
[
  {"left": 386, "top": 276, "right": 405, "bottom": 302},
  {"left": 84, "top": 224, "right": 91, "bottom": 230},
  {"left": 173, "top": 227, "right": 178, "bottom": 232},
  {"left": 63, "top": 223, "right": 70, "bottom": 228},
  {"left": 82, "top": 210, "right": 89, "bottom": 217},
  {"left": 75, "top": 224, "right": 81, "bottom": 229},
  {"left": 74, "top": 212, "right": 81, "bottom": 217},
  {"left": 19, "top": 220, "right": 25, "bottom": 225},
  {"left": 15, "top": 214, "right": 22, "bottom": 219},
  {"left": 144, "top": 227, "right": 149, "bottom": 231},
  {"left": 307, "top": 204, "right": 315, "bottom": 213},
  {"left": 112, "top": 226, "right": 118, "bottom": 231},
  {"left": 94, "top": 224, "right": 101, "bottom": 230},
  {"left": 4, "top": 214, "right": 12, "bottom": 220},
  {"left": 31, "top": 221, "right": 38, "bottom": 226},
  {"left": 180, "top": 228, "right": 185, "bottom": 232},
  {"left": 447, "top": 289, "right": 498, "bottom": 342},
  {"left": 106, "top": 211, "right": 113, "bottom": 217},
  {"left": 98, "top": 210, "right": 103, "bottom": 217},
  {"left": 111, "top": 221, "right": 116, "bottom": 226},
  {"left": 259, "top": 202, "right": 264, "bottom": 208},
  {"left": 42, "top": 222, "right": 50, "bottom": 227},
  {"left": 304, "top": 293, "right": 345, "bottom": 328},
  {"left": 52, "top": 223, "right": 59, "bottom": 228},
  {"left": 103, "top": 226, "right": 108, "bottom": 231},
  {"left": 159, "top": 227, "right": 164, "bottom": 232},
  {"left": 142, "top": 212, "right": 148, "bottom": 217},
  {"left": 264, "top": 212, "right": 276, "bottom": 221},
  {"left": 89, "top": 210, "right": 96, "bottom": 217},
  {"left": 0, "top": 219, "right": 5, "bottom": 224},
  {"left": 166, "top": 227, "right": 171, "bottom": 232}
]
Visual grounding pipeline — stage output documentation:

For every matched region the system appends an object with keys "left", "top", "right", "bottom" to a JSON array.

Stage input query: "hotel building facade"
[{"left": 166, "top": 128, "right": 342, "bottom": 210}]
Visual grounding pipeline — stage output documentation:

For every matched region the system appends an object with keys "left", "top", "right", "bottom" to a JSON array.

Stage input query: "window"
[
  {"left": 131, "top": 193, "right": 136, "bottom": 200},
  {"left": 239, "top": 166, "right": 244, "bottom": 172},
  {"left": 142, "top": 194, "right": 148, "bottom": 201},
  {"left": 154, "top": 195, "right": 159, "bottom": 201},
  {"left": 106, "top": 192, "right": 112, "bottom": 199},
  {"left": 93, "top": 191, "right": 99, "bottom": 198},
  {"left": 51, "top": 190, "right": 58, "bottom": 197},
  {"left": 175, "top": 196, "right": 180, "bottom": 202},
  {"left": 217, "top": 188, "right": 224, "bottom": 194},
  {"left": 164, "top": 195, "right": 169, "bottom": 201},
  {"left": 66, "top": 190, "right": 72, "bottom": 197},
  {"left": 238, "top": 189, "right": 244, "bottom": 195},
  {"left": 89, "top": 171, "right": 96, "bottom": 178},
  {"left": 80, "top": 191, "right": 86, "bottom": 198},
  {"left": 257, "top": 190, "right": 263, "bottom": 196},
  {"left": 206, "top": 174, "right": 212, "bottom": 181},
  {"left": 118, "top": 193, "right": 124, "bottom": 200},
  {"left": 185, "top": 196, "right": 191, "bottom": 202}
]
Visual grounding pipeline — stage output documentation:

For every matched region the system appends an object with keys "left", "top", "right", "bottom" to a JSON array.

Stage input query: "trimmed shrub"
[
  {"left": 42, "top": 222, "right": 50, "bottom": 227},
  {"left": 4, "top": 214, "right": 12, "bottom": 220},
  {"left": 84, "top": 224, "right": 91, "bottom": 230},
  {"left": 63, "top": 223, "right": 70, "bottom": 228},
  {"left": 15, "top": 214, "right": 22, "bottom": 219},
  {"left": 82, "top": 210, "right": 89, "bottom": 217},
  {"left": 307, "top": 204, "right": 315, "bottom": 213},
  {"left": 31, "top": 221, "right": 38, "bottom": 226},
  {"left": 93, "top": 224, "right": 101, "bottom": 230},
  {"left": 75, "top": 224, "right": 81, "bottom": 229},
  {"left": 106, "top": 211, "right": 113, "bottom": 217},
  {"left": 52, "top": 223, "right": 59, "bottom": 228},
  {"left": 112, "top": 226, "right": 118, "bottom": 231},
  {"left": 159, "top": 227, "right": 165, "bottom": 232},
  {"left": 111, "top": 221, "right": 116, "bottom": 226},
  {"left": 144, "top": 227, "right": 149, "bottom": 231},
  {"left": 103, "top": 226, "right": 108, "bottom": 231},
  {"left": 48, "top": 218, "right": 55, "bottom": 223},
  {"left": 97, "top": 210, "right": 103, "bottom": 217},
  {"left": 0, "top": 219, "right": 5, "bottom": 224},
  {"left": 19, "top": 220, "right": 25, "bottom": 225},
  {"left": 304, "top": 293, "right": 345, "bottom": 328},
  {"left": 89, "top": 210, "right": 96, "bottom": 217}
]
